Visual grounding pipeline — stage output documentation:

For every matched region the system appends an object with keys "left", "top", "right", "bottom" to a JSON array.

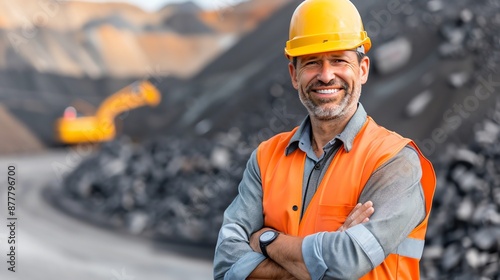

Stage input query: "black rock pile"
[
  {"left": 432, "top": 0, "right": 500, "bottom": 81},
  {"left": 51, "top": 130, "right": 253, "bottom": 245},
  {"left": 421, "top": 99, "right": 500, "bottom": 279},
  {"left": 411, "top": 0, "right": 500, "bottom": 85}
]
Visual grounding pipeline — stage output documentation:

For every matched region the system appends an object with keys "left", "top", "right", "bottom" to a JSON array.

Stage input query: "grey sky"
[{"left": 76, "top": 0, "right": 246, "bottom": 11}]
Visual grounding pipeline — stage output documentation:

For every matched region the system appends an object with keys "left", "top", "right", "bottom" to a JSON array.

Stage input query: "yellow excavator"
[{"left": 56, "top": 80, "right": 161, "bottom": 144}]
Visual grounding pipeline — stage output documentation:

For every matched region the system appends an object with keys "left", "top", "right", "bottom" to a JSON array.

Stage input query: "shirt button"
[{"left": 292, "top": 205, "right": 298, "bottom": 211}]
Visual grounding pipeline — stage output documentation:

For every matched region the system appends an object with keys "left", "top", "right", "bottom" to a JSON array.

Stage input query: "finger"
[
  {"left": 361, "top": 200, "right": 373, "bottom": 209},
  {"left": 362, "top": 204, "right": 375, "bottom": 218},
  {"left": 340, "top": 202, "right": 375, "bottom": 232},
  {"left": 350, "top": 202, "right": 371, "bottom": 221},
  {"left": 349, "top": 203, "right": 374, "bottom": 226},
  {"left": 352, "top": 202, "right": 362, "bottom": 211},
  {"left": 356, "top": 201, "right": 374, "bottom": 219},
  {"left": 344, "top": 203, "right": 362, "bottom": 224},
  {"left": 357, "top": 206, "right": 374, "bottom": 223},
  {"left": 365, "top": 205, "right": 375, "bottom": 215}
]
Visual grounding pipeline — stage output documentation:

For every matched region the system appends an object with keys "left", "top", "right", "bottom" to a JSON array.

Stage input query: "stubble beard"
[{"left": 299, "top": 81, "right": 361, "bottom": 121}]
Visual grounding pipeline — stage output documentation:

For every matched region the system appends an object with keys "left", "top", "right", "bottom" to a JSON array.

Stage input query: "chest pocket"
[{"left": 315, "top": 204, "right": 356, "bottom": 232}]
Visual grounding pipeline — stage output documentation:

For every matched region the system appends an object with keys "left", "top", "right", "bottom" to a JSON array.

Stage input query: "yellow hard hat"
[{"left": 285, "top": 0, "right": 372, "bottom": 59}]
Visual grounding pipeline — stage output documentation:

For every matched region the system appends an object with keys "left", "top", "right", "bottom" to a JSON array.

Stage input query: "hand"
[
  {"left": 338, "top": 201, "right": 374, "bottom": 232},
  {"left": 249, "top": 227, "right": 275, "bottom": 253}
]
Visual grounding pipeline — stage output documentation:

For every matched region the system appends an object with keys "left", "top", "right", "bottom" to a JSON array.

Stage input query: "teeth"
[{"left": 316, "top": 89, "right": 339, "bottom": 94}]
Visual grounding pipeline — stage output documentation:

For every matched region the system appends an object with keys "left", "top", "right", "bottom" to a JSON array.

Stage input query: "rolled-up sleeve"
[
  {"left": 213, "top": 149, "right": 265, "bottom": 279},
  {"left": 302, "top": 146, "right": 426, "bottom": 279}
]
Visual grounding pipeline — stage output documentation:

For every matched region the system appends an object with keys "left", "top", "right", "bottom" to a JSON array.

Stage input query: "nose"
[{"left": 317, "top": 62, "right": 336, "bottom": 84}]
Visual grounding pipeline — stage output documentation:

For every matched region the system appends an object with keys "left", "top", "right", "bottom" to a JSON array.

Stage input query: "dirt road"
[{"left": 0, "top": 149, "right": 213, "bottom": 280}]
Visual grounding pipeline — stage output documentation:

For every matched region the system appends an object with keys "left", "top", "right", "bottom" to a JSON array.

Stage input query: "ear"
[
  {"left": 359, "top": 56, "right": 370, "bottom": 85},
  {"left": 288, "top": 62, "right": 299, "bottom": 90}
]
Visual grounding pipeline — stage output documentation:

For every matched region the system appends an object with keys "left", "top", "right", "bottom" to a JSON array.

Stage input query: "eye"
[{"left": 305, "top": 60, "right": 319, "bottom": 66}]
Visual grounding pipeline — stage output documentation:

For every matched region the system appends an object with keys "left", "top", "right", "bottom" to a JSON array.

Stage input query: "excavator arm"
[{"left": 56, "top": 80, "right": 161, "bottom": 144}]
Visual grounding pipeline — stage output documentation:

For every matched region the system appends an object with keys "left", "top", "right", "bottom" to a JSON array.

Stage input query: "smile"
[{"left": 314, "top": 89, "right": 340, "bottom": 94}]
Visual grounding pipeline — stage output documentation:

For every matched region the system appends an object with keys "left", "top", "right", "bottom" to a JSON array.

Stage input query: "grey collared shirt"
[{"left": 213, "top": 103, "right": 425, "bottom": 279}]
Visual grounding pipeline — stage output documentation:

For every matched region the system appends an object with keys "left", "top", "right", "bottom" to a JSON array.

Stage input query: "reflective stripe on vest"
[
  {"left": 394, "top": 237, "right": 425, "bottom": 260},
  {"left": 346, "top": 225, "right": 425, "bottom": 269}
]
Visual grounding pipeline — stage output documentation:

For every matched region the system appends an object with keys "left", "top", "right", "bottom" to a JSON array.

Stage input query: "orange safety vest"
[{"left": 257, "top": 116, "right": 436, "bottom": 279}]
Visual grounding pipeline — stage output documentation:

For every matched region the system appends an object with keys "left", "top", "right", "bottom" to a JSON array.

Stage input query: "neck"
[{"left": 310, "top": 110, "right": 355, "bottom": 156}]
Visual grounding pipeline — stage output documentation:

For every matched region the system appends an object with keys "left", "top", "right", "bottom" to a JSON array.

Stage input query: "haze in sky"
[{"left": 76, "top": 0, "right": 246, "bottom": 11}]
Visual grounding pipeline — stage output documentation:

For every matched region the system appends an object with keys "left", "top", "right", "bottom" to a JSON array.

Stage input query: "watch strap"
[{"left": 260, "top": 241, "right": 270, "bottom": 258}]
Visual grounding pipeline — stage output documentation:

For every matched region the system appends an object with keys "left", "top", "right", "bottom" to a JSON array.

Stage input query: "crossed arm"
[{"left": 247, "top": 202, "right": 375, "bottom": 280}]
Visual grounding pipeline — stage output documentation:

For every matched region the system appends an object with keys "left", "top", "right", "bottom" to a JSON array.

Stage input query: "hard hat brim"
[{"left": 285, "top": 32, "right": 371, "bottom": 59}]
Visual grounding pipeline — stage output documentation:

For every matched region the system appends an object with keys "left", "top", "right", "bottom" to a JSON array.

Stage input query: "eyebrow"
[{"left": 302, "top": 54, "right": 350, "bottom": 62}]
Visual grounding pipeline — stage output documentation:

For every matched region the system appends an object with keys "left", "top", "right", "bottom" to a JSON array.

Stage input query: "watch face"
[{"left": 260, "top": 231, "right": 276, "bottom": 242}]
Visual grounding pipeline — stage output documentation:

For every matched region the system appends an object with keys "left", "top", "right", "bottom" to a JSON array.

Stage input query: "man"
[{"left": 213, "top": 0, "right": 436, "bottom": 279}]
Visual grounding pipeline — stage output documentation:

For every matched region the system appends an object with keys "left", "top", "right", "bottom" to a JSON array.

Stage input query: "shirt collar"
[{"left": 285, "top": 103, "right": 368, "bottom": 155}]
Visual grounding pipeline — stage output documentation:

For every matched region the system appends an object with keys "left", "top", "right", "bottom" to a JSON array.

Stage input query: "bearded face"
[{"left": 289, "top": 51, "right": 369, "bottom": 122}]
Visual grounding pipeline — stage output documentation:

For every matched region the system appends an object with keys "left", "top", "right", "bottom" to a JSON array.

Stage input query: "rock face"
[
  {"left": 0, "top": 104, "right": 44, "bottom": 154},
  {"left": 0, "top": 0, "right": 287, "bottom": 78},
  {"left": 0, "top": 0, "right": 288, "bottom": 150}
]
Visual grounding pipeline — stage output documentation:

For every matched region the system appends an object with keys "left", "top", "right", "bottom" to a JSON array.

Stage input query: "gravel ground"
[{"left": 0, "top": 150, "right": 213, "bottom": 280}]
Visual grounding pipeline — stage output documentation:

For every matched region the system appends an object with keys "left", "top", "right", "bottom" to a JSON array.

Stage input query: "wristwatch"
[{"left": 259, "top": 230, "right": 279, "bottom": 258}]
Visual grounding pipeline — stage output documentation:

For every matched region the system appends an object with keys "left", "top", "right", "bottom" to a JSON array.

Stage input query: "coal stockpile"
[
  {"left": 48, "top": 131, "right": 252, "bottom": 245},
  {"left": 422, "top": 101, "right": 500, "bottom": 279},
  {"left": 415, "top": 3, "right": 500, "bottom": 278}
]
